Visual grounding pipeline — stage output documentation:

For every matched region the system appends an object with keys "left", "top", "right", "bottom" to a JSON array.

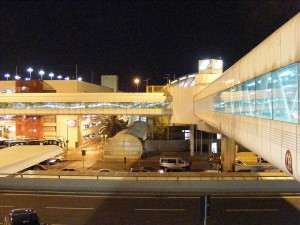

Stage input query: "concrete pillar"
[
  {"left": 190, "top": 125, "right": 194, "bottom": 156},
  {"left": 221, "top": 136, "right": 235, "bottom": 172}
]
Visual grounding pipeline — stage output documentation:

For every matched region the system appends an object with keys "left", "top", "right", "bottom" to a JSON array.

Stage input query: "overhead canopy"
[{"left": 0, "top": 145, "right": 63, "bottom": 174}]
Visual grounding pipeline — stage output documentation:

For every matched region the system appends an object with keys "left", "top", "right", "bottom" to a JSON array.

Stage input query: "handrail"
[{"left": 0, "top": 171, "right": 293, "bottom": 181}]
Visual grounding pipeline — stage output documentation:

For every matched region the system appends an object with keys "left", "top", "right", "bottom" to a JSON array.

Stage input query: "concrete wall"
[
  {"left": 144, "top": 140, "right": 190, "bottom": 152},
  {"left": 0, "top": 81, "right": 16, "bottom": 91},
  {"left": 44, "top": 80, "right": 113, "bottom": 93},
  {"left": 169, "top": 86, "right": 198, "bottom": 125},
  {"left": 56, "top": 115, "right": 78, "bottom": 148},
  {"left": 1, "top": 177, "right": 299, "bottom": 194}
]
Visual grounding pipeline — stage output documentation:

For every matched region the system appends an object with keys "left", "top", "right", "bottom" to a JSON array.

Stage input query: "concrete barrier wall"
[
  {"left": 144, "top": 140, "right": 189, "bottom": 152},
  {"left": 1, "top": 178, "right": 300, "bottom": 194}
]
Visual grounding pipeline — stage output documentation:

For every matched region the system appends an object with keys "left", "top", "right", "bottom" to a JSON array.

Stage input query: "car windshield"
[{"left": 12, "top": 214, "right": 41, "bottom": 225}]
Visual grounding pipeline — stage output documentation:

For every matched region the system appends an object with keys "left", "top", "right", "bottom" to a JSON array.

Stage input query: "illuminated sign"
[
  {"left": 211, "top": 142, "right": 217, "bottom": 154},
  {"left": 214, "top": 60, "right": 223, "bottom": 70},
  {"left": 285, "top": 149, "right": 293, "bottom": 174},
  {"left": 67, "top": 120, "right": 77, "bottom": 127},
  {"left": 199, "top": 60, "right": 211, "bottom": 70}
]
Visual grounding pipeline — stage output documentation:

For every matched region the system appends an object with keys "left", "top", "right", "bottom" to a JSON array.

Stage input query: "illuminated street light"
[
  {"left": 49, "top": 73, "right": 54, "bottom": 80},
  {"left": 27, "top": 67, "right": 33, "bottom": 80},
  {"left": 39, "top": 70, "right": 45, "bottom": 80},
  {"left": 15, "top": 75, "right": 21, "bottom": 80},
  {"left": 57, "top": 75, "right": 62, "bottom": 80},
  {"left": 134, "top": 78, "right": 140, "bottom": 92},
  {"left": 4, "top": 74, "right": 10, "bottom": 80},
  {"left": 65, "top": 77, "right": 70, "bottom": 80},
  {"left": 78, "top": 77, "right": 82, "bottom": 81}
]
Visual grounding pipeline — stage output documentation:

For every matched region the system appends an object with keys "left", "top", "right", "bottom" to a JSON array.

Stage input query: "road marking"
[
  {"left": 45, "top": 207, "right": 94, "bottom": 210},
  {"left": 0, "top": 206, "right": 14, "bottom": 208},
  {"left": 226, "top": 208, "right": 279, "bottom": 212},
  {"left": 217, "top": 196, "right": 300, "bottom": 199},
  {"left": 135, "top": 208, "right": 186, "bottom": 212}
]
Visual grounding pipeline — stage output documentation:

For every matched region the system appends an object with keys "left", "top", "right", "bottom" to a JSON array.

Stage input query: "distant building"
[{"left": 0, "top": 79, "right": 114, "bottom": 148}]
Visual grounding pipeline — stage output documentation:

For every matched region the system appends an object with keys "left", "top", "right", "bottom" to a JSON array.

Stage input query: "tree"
[
  {"left": 147, "top": 116, "right": 169, "bottom": 140},
  {"left": 99, "top": 115, "right": 128, "bottom": 137}
]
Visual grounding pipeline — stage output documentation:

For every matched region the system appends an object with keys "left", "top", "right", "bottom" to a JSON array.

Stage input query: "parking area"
[{"left": 45, "top": 149, "right": 211, "bottom": 172}]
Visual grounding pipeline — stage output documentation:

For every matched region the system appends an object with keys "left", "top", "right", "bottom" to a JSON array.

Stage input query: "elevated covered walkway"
[
  {"left": 0, "top": 145, "right": 63, "bottom": 174},
  {"left": 0, "top": 92, "right": 172, "bottom": 116}
]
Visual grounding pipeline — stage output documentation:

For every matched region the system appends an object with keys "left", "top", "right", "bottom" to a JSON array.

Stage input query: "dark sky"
[{"left": 1, "top": 1, "right": 300, "bottom": 91}]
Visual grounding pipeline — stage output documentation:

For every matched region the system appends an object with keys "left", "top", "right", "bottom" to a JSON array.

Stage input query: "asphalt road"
[{"left": 0, "top": 192, "right": 299, "bottom": 225}]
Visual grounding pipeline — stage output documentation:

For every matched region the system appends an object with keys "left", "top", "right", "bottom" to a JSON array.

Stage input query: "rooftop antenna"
[
  {"left": 144, "top": 77, "right": 150, "bottom": 86},
  {"left": 144, "top": 77, "right": 150, "bottom": 92},
  {"left": 164, "top": 74, "right": 171, "bottom": 84},
  {"left": 75, "top": 64, "right": 78, "bottom": 80}
]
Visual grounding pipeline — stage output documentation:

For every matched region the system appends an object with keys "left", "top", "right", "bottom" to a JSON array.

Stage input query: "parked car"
[
  {"left": 25, "top": 164, "right": 47, "bottom": 171},
  {"left": 205, "top": 169, "right": 220, "bottom": 173},
  {"left": 130, "top": 168, "right": 149, "bottom": 172},
  {"left": 235, "top": 159, "right": 247, "bottom": 166},
  {"left": 97, "top": 169, "right": 113, "bottom": 172},
  {"left": 40, "top": 158, "right": 56, "bottom": 165},
  {"left": 140, "top": 166, "right": 158, "bottom": 172},
  {"left": 18, "top": 164, "right": 48, "bottom": 174},
  {"left": 257, "top": 156, "right": 268, "bottom": 163},
  {"left": 61, "top": 168, "right": 78, "bottom": 171},
  {"left": 3, "top": 208, "right": 47, "bottom": 225},
  {"left": 55, "top": 155, "right": 64, "bottom": 162},
  {"left": 159, "top": 157, "right": 191, "bottom": 172}
]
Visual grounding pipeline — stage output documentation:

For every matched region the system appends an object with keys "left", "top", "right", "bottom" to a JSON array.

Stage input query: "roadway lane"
[{"left": 0, "top": 192, "right": 299, "bottom": 225}]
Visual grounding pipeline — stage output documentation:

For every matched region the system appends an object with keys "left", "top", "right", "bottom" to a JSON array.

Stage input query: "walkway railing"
[
  {"left": 1, "top": 171, "right": 293, "bottom": 181},
  {"left": 1, "top": 171, "right": 299, "bottom": 194}
]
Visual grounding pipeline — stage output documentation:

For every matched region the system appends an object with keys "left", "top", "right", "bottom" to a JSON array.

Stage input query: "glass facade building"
[{"left": 195, "top": 62, "right": 299, "bottom": 123}]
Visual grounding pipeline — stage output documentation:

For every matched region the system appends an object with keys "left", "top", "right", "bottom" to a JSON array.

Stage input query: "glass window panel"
[
  {"left": 243, "top": 79, "right": 256, "bottom": 116},
  {"left": 213, "top": 92, "right": 225, "bottom": 112},
  {"left": 272, "top": 64, "right": 298, "bottom": 123},
  {"left": 233, "top": 84, "right": 243, "bottom": 115},
  {"left": 255, "top": 73, "right": 272, "bottom": 119},
  {"left": 227, "top": 86, "right": 236, "bottom": 114}
]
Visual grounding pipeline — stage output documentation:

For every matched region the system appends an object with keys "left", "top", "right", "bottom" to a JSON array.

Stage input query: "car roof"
[
  {"left": 160, "top": 157, "right": 182, "bottom": 159},
  {"left": 11, "top": 208, "right": 36, "bottom": 215}
]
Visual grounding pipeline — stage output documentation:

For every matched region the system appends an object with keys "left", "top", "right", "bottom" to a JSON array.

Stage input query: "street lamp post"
[
  {"left": 4, "top": 74, "right": 10, "bottom": 80},
  {"left": 39, "top": 70, "right": 45, "bottom": 80},
  {"left": 134, "top": 78, "right": 140, "bottom": 92},
  {"left": 66, "top": 120, "right": 69, "bottom": 151},
  {"left": 49, "top": 73, "right": 54, "bottom": 80},
  {"left": 0, "top": 121, "right": 4, "bottom": 138},
  {"left": 27, "top": 67, "right": 33, "bottom": 80}
]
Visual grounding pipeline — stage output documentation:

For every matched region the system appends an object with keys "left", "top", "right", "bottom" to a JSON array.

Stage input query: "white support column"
[
  {"left": 221, "top": 136, "right": 235, "bottom": 172},
  {"left": 190, "top": 125, "right": 194, "bottom": 156}
]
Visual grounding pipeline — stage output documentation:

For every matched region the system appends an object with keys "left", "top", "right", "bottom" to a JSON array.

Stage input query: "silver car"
[{"left": 159, "top": 157, "right": 190, "bottom": 171}]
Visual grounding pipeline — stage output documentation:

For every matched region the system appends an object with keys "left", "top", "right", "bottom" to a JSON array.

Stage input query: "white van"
[{"left": 159, "top": 157, "right": 191, "bottom": 171}]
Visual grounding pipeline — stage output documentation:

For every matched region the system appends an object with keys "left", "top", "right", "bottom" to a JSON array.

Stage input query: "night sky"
[{"left": 1, "top": 1, "right": 300, "bottom": 91}]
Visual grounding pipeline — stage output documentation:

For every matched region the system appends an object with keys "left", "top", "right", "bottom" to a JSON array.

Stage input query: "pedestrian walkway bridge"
[{"left": 0, "top": 92, "right": 172, "bottom": 116}]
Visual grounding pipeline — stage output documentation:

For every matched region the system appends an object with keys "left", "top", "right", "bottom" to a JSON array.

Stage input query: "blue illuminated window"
[
  {"left": 272, "top": 64, "right": 298, "bottom": 123},
  {"left": 243, "top": 79, "right": 256, "bottom": 116},
  {"left": 255, "top": 73, "right": 272, "bottom": 119}
]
